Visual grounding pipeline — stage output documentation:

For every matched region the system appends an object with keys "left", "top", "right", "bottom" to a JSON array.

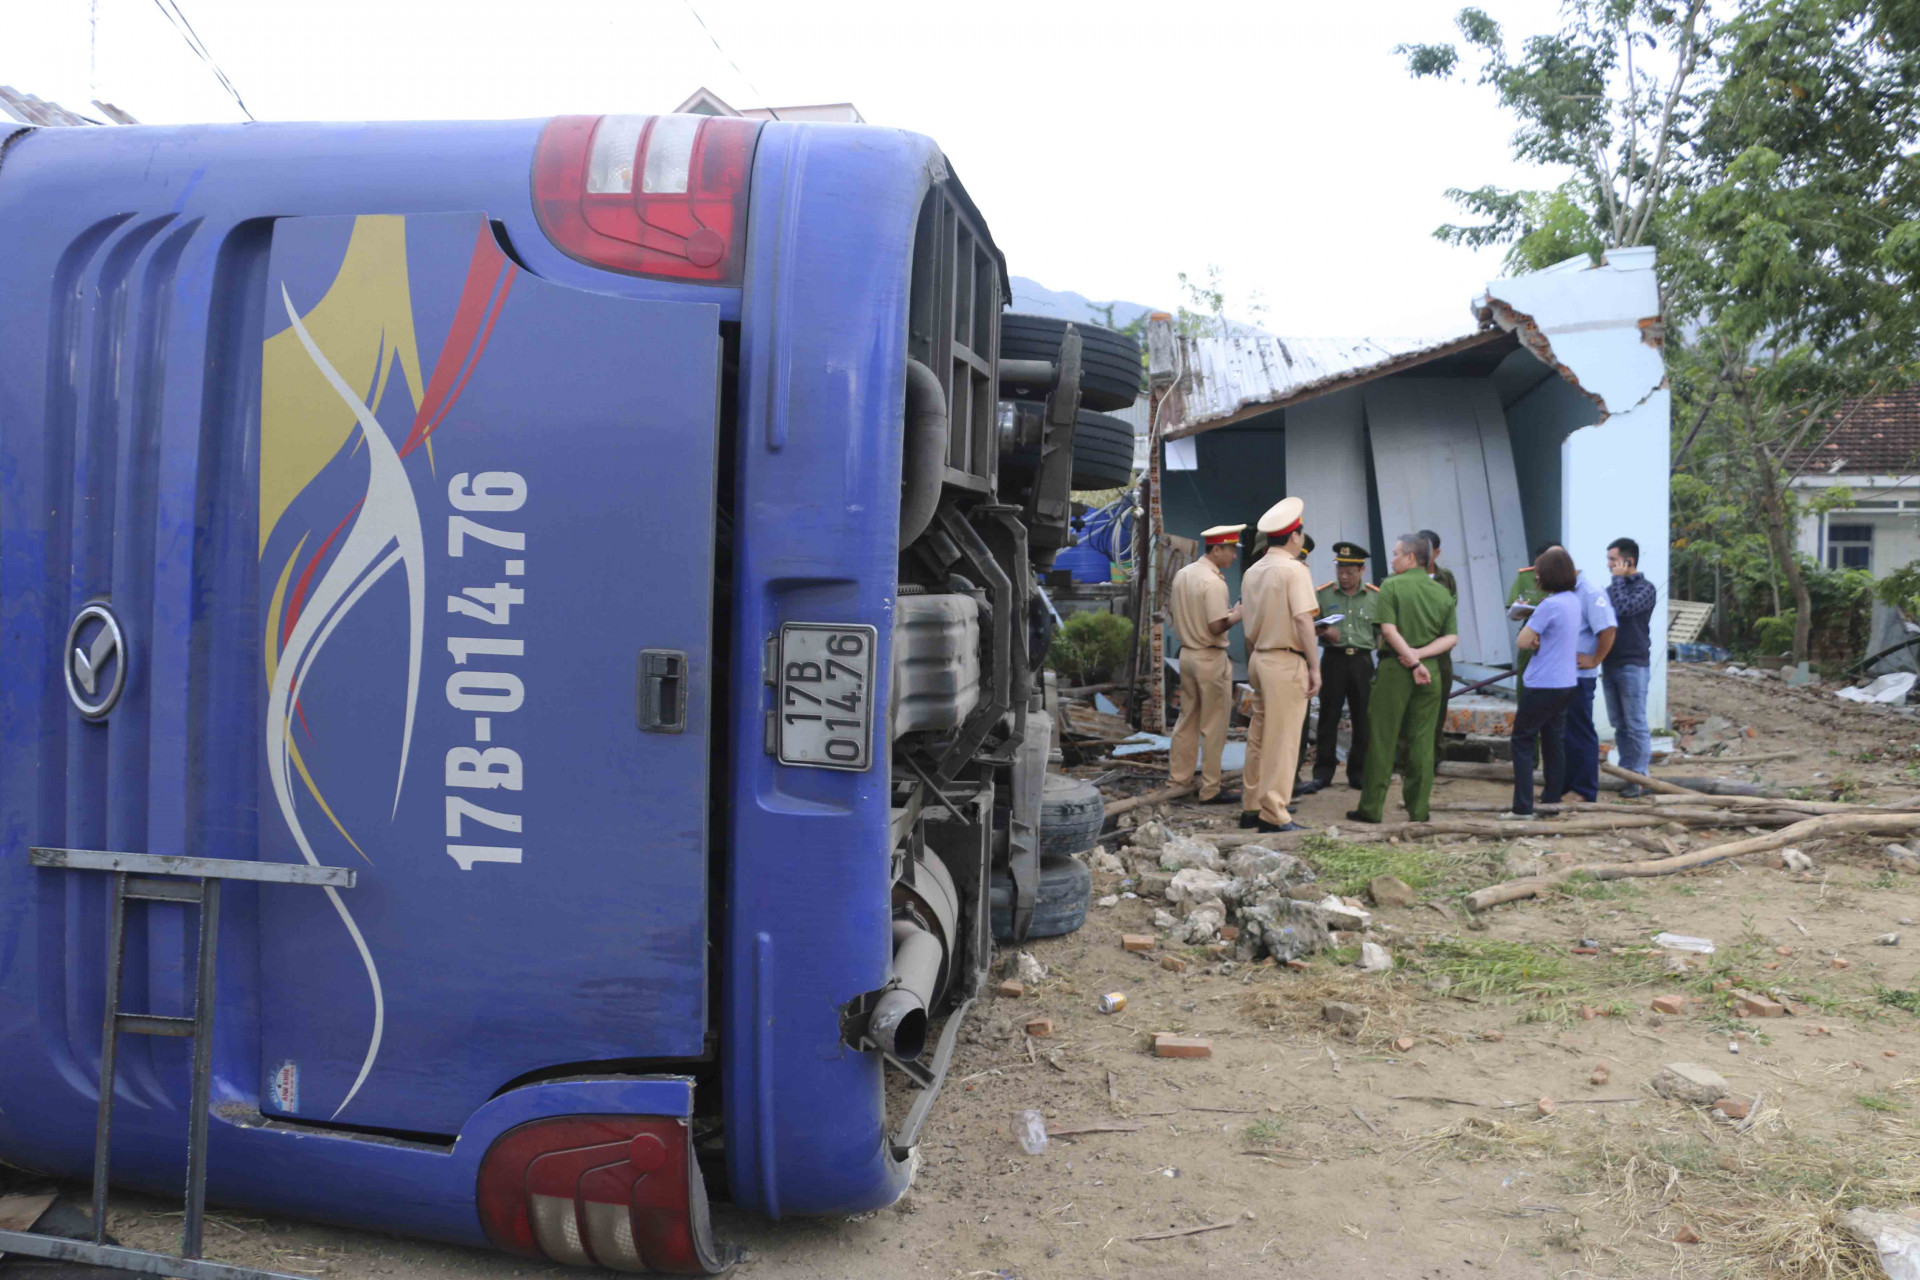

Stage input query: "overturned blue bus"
[{"left": 0, "top": 111, "right": 1138, "bottom": 1272}]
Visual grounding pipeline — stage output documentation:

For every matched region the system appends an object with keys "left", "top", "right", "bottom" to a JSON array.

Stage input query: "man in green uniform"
[
  {"left": 1420, "top": 529, "right": 1458, "bottom": 758},
  {"left": 1298, "top": 541, "right": 1376, "bottom": 795},
  {"left": 1505, "top": 543, "right": 1551, "bottom": 692},
  {"left": 1349, "top": 534, "right": 1459, "bottom": 825}
]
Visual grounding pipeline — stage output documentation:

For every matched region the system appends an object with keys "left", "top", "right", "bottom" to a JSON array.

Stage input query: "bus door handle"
[{"left": 638, "top": 649, "right": 688, "bottom": 734}]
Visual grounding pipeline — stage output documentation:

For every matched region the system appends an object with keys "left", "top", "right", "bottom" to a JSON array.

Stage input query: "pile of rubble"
[{"left": 1093, "top": 821, "right": 1398, "bottom": 972}]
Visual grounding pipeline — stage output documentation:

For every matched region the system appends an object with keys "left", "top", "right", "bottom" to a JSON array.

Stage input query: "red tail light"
[
  {"left": 532, "top": 114, "right": 760, "bottom": 285},
  {"left": 476, "top": 1115, "right": 731, "bottom": 1274}
]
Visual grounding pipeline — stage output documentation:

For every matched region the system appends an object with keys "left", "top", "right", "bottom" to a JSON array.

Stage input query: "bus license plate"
[{"left": 776, "top": 623, "right": 877, "bottom": 770}]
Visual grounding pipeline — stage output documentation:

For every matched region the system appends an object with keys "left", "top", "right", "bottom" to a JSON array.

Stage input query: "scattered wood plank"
[
  {"left": 1601, "top": 764, "right": 1707, "bottom": 797},
  {"left": 1350, "top": 1104, "right": 1383, "bottom": 1136},
  {"left": 1464, "top": 812, "right": 1920, "bottom": 912},
  {"left": 1661, "top": 749, "right": 1799, "bottom": 766},
  {"left": 1128, "top": 1220, "right": 1239, "bottom": 1243},
  {"left": 1103, "top": 773, "right": 1241, "bottom": 818}
]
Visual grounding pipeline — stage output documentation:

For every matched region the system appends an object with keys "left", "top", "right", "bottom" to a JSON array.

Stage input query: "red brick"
[
  {"left": 1151, "top": 1034, "right": 1213, "bottom": 1059},
  {"left": 1831, "top": 957, "right": 1852, "bottom": 970},
  {"left": 1024, "top": 1017, "right": 1054, "bottom": 1038},
  {"left": 1736, "top": 994, "right": 1786, "bottom": 1018},
  {"left": 1205, "top": 943, "right": 1230, "bottom": 958},
  {"left": 996, "top": 979, "right": 1024, "bottom": 998},
  {"left": 1651, "top": 995, "right": 1686, "bottom": 1015},
  {"left": 1714, "top": 1097, "right": 1750, "bottom": 1120},
  {"left": 1219, "top": 924, "right": 1240, "bottom": 942},
  {"left": 1122, "top": 934, "right": 1155, "bottom": 953},
  {"left": 1160, "top": 955, "right": 1189, "bottom": 974}
]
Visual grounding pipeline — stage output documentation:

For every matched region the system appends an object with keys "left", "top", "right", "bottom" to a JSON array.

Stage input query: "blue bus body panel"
[
  {"left": 255, "top": 211, "right": 718, "bottom": 1135},
  {"left": 0, "top": 114, "right": 949, "bottom": 1239},
  {"left": 723, "top": 121, "right": 939, "bottom": 1217}
]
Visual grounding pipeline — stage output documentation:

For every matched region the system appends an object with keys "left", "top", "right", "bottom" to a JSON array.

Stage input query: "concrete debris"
[
  {"left": 1357, "top": 941, "right": 1394, "bottom": 973},
  {"left": 1135, "top": 869, "right": 1173, "bottom": 898},
  {"left": 1777, "top": 848, "right": 1815, "bottom": 873},
  {"left": 1016, "top": 952, "right": 1049, "bottom": 985},
  {"left": 1096, "top": 893, "right": 1120, "bottom": 908},
  {"left": 1315, "top": 896, "right": 1372, "bottom": 932},
  {"left": 1152, "top": 909, "right": 1178, "bottom": 930},
  {"left": 1367, "top": 875, "right": 1417, "bottom": 908},
  {"left": 1888, "top": 846, "right": 1920, "bottom": 875},
  {"left": 1088, "top": 847, "right": 1126, "bottom": 875},
  {"left": 1227, "top": 846, "right": 1311, "bottom": 883},
  {"left": 1503, "top": 850, "right": 1548, "bottom": 878},
  {"left": 1841, "top": 1207, "right": 1920, "bottom": 1280},
  {"left": 1179, "top": 902, "right": 1226, "bottom": 944},
  {"left": 1166, "top": 867, "right": 1234, "bottom": 905},
  {"left": 1322, "top": 1001, "right": 1368, "bottom": 1029},
  {"left": 1158, "top": 834, "right": 1225, "bottom": 873},
  {"left": 1129, "top": 821, "right": 1168, "bottom": 851},
  {"left": 1878, "top": 933, "right": 1903, "bottom": 947},
  {"left": 1236, "top": 897, "right": 1331, "bottom": 963},
  {"left": 1652, "top": 1063, "right": 1731, "bottom": 1106}
]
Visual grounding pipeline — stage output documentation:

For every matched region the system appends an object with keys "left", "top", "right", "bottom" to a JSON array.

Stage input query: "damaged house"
[{"left": 1144, "top": 248, "right": 1670, "bottom": 742}]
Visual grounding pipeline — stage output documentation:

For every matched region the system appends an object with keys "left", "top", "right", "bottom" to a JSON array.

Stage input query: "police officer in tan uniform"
[
  {"left": 1167, "top": 524, "right": 1245, "bottom": 804},
  {"left": 1238, "top": 497, "right": 1322, "bottom": 833}
]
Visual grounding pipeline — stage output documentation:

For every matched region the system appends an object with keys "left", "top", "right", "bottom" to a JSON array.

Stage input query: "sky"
[{"left": 6, "top": 0, "right": 1578, "bottom": 335}]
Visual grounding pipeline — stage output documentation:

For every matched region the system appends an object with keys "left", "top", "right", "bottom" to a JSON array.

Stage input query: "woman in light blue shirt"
[{"left": 1504, "top": 547, "right": 1583, "bottom": 818}]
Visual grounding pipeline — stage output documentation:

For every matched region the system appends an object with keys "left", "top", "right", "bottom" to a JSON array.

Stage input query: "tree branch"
[{"left": 1626, "top": 0, "right": 1708, "bottom": 245}]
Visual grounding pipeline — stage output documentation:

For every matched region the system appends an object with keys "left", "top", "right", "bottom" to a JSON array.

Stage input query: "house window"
[{"left": 1827, "top": 523, "right": 1873, "bottom": 570}]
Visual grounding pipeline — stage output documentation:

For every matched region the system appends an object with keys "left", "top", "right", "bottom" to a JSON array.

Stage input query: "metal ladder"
[{"left": 0, "top": 847, "right": 354, "bottom": 1280}]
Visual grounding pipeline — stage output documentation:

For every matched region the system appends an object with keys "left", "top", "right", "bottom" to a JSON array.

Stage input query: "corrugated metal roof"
[{"left": 1162, "top": 324, "right": 1502, "bottom": 438}]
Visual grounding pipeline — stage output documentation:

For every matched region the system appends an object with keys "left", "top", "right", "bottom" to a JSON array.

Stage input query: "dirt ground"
[{"left": 13, "top": 664, "right": 1920, "bottom": 1279}]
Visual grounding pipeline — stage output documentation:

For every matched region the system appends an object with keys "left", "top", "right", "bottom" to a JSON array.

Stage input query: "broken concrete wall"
[{"left": 1481, "top": 245, "right": 1670, "bottom": 733}]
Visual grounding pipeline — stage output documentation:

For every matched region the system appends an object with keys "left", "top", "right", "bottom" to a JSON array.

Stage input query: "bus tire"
[
  {"left": 999, "top": 314, "right": 1143, "bottom": 411},
  {"left": 1036, "top": 773, "right": 1105, "bottom": 857},
  {"left": 1004, "top": 409, "right": 1136, "bottom": 491},
  {"left": 990, "top": 852, "right": 1093, "bottom": 941}
]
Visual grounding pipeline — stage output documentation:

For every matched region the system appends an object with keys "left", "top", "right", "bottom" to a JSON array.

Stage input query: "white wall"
[{"left": 1482, "top": 247, "right": 1669, "bottom": 733}]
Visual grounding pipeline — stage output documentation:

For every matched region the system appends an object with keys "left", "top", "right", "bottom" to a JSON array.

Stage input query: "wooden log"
[
  {"left": 1601, "top": 763, "right": 1706, "bottom": 797},
  {"left": 1659, "top": 749, "right": 1799, "bottom": 766},
  {"left": 1102, "top": 771, "right": 1241, "bottom": 818},
  {"left": 1463, "top": 813, "right": 1920, "bottom": 912}
]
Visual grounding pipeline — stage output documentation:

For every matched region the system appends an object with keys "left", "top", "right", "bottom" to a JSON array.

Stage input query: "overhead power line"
[
  {"left": 680, "top": 0, "right": 779, "bottom": 119},
  {"left": 147, "top": 0, "right": 254, "bottom": 120}
]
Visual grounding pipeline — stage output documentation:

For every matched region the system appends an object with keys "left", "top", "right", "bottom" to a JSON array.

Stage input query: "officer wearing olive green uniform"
[
  {"left": 1167, "top": 524, "right": 1246, "bottom": 804},
  {"left": 1506, "top": 554, "right": 1548, "bottom": 691},
  {"left": 1298, "top": 541, "right": 1377, "bottom": 794},
  {"left": 1423, "top": 530, "right": 1459, "bottom": 759},
  {"left": 1239, "top": 498, "right": 1322, "bottom": 833},
  {"left": 1349, "top": 534, "right": 1459, "bottom": 826}
]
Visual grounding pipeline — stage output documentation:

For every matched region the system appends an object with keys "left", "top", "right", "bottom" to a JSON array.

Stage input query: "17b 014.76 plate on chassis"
[{"left": 776, "top": 623, "right": 877, "bottom": 770}]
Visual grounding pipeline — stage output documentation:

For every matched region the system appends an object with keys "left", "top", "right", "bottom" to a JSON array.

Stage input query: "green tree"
[
  {"left": 1406, "top": 0, "right": 1920, "bottom": 664},
  {"left": 1399, "top": 0, "right": 1711, "bottom": 270}
]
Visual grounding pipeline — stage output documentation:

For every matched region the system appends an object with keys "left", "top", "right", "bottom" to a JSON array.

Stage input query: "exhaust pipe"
[
  {"left": 899, "top": 359, "right": 947, "bottom": 549},
  {"left": 866, "top": 920, "right": 943, "bottom": 1061}
]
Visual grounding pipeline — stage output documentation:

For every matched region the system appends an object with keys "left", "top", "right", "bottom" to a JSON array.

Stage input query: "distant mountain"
[{"left": 1009, "top": 277, "right": 1159, "bottom": 330}]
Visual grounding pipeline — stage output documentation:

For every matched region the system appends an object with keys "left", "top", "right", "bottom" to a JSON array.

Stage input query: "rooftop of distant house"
[{"left": 1791, "top": 386, "right": 1920, "bottom": 478}]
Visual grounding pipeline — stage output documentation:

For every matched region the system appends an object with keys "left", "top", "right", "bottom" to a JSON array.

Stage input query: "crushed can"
[{"left": 1098, "top": 992, "right": 1126, "bottom": 1015}]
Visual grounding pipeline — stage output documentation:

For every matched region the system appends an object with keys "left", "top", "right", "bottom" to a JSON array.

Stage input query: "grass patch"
[
  {"left": 1297, "top": 834, "right": 1458, "bottom": 897},
  {"left": 1409, "top": 937, "right": 1580, "bottom": 1001},
  {"left": 1857, "top": 1093, "right": 1901, "bottom": 1113},
  {"left": 1555, "top": 873, "right": 1643, "bottom": 901},
  {"left": 1877, "top": 986, "right": 1920, "bottom": 1016},
  {"left": 1242, "top": 1118, "right": 1287, "bottom": 1145}
]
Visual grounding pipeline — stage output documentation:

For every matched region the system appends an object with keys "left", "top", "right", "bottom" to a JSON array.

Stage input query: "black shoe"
[
  {"left": 1240, "top": 812, "right": 1262, "bottom": 829},
  {"left": 1618, "top": 783, "right": 1647, "bottom": 799},
  {"left": 1296, "top": 779, "right": 1327, "bottom": 796},
  {"left": 1266, "top": 821, "right": 1306, "bottom": 833},
  {"left": 1200, "top": 789, "right": 1243, "bottom": 806},
  {"left": 1344, "top": 809, "right": 1380, "bottom": 824},
  {"left": 1347, "top": 778, "right": 1364, "bottom": 791}
]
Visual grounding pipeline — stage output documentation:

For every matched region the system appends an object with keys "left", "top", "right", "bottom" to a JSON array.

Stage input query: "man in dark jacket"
[{"left": 1602, "top": 537, "right": 1657, "bottom": 797}]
